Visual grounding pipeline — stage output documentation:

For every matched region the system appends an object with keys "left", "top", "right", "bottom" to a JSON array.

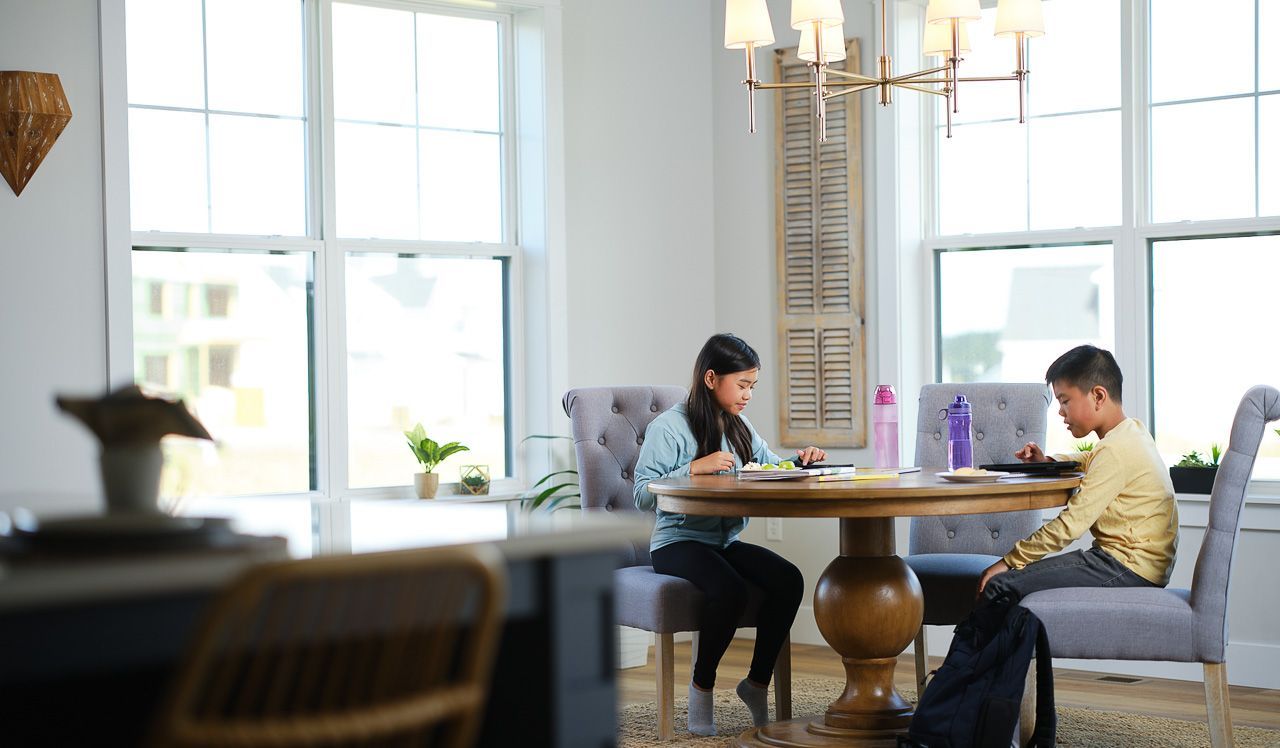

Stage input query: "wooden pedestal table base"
[
  {"left": 735, "top": 517, "right": 921, "bottom": 747},
  {"left": 645, "top": 469, "right": 1080, "bottom": 748}
]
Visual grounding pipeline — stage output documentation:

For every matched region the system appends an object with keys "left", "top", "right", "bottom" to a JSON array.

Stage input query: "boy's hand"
[
  {"left": 1015, "top": 442, "right": 1050, "bottom": 463},
  {"left": 796, "top": 446, "right": 827, "bottom": 465},
  {"left": 976, "top": 559, "right": 1009, "bottom": 598}
]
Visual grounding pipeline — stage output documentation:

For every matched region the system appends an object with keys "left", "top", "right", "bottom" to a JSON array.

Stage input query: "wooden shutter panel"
[{"left": 774, "top": 39, "right": 866, "bottom": 448}]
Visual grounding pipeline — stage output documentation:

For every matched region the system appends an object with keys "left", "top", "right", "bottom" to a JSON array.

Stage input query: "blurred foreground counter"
[{"left": 0, "top": 499, "right": 648, "bottom": 747}]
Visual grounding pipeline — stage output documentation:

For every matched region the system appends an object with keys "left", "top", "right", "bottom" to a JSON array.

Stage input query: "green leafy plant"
[
  {"left": 521, "top": 435, "right": 580, "bottom": 512},
  {"left": 1074, "top": 440, "right": 1095, "bottom": 452},
  {"left": 462, "top": 473, "right": 489, "bottom": 489},
  {"left": 404, "top": 423, "right": 469, "bottom": 473},
  {"left": 1175, "top": 442, "right": 1222, "bottom": 469}
]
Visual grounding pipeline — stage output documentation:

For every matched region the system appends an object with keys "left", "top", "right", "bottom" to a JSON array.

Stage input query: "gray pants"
[{"left": 981, "top": 547, "right": 1158, "bottom": 605}]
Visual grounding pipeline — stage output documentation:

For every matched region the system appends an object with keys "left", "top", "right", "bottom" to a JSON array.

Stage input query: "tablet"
[{"left": 978, "top": 461, "right": 1081, "bottom": 474}]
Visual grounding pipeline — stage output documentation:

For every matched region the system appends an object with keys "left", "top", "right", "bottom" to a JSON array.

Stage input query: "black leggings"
[{"left": 650, "top": 540, "right": 804, "bottom": 689}]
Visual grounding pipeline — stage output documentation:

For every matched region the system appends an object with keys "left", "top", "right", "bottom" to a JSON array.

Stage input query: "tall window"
[
  {"left": 936, "top": 0, "right": 1120, "bottom": 234},
  {"left": 937, "top": 244, "right": 1115, "bottom": 455},
  {"left": 126, "top": 0, "right": 514, "bottom": 499},
  {"left": 1150, "top": 0, "right": 1279, "bottom": 222},
  {"left": 931, "top": 1, "right": 1280, "bottom": 483}
]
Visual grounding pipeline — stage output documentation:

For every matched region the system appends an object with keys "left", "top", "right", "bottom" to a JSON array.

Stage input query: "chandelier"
[{"left": 724, "top": 0, "right": 1046, "bottom": 141}]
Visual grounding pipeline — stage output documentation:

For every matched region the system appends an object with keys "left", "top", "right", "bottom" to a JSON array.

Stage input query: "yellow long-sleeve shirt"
[{"left": 1002, "top": 418, "right": 1179, "bottom": 586}]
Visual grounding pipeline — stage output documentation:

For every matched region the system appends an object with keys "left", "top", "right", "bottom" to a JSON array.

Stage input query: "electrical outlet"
[{"left": 766, "top": 517, "right": 783, "bottom": 541}]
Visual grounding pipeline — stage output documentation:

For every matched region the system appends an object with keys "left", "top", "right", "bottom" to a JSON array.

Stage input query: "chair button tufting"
[
  {"left": 598, "top": 437, "right": 606, "bottom": 445},
  {"left": 637, "top": 436, "right": 644, "bottom": 445},
  {"left": 611, "top": 406, "right": 620, "bottom": 414},
  {"left": 946, "top": 530, "right": 956, "bottom": 539},
  {"left": 605, "top": 504, "right": 614, "bottom": 512},
  {"left": 650, "top": 404, "right": 658, "bottom": 412},
  {"left": 998, "top": 401, "right": 1006, "bottom": 410},
  {"left": 621, "top": 470, "right": 629, "bottom": 479},
  {"left": 933, "top": 431, "right": 941, "bottom": 441},
  {"left": 975, "top": 431, "right": 984, "bottom": 440},
  {"left": 991, "top": 531, "right": 1000, "bottom": 539},
  {"left": 1016, "top": 429, "right": 1024, "bottom": 437}
]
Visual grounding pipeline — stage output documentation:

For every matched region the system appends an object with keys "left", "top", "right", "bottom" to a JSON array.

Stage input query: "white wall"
[
  {"left": 0, "top": 0, "right": 109, "bottom": 514},
  {"left": 561, "top": 0, "right": 718, "bottom": 391}
]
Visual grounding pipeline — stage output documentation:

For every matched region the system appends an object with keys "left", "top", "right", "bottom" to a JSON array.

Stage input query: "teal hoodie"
[{"left": 633, "top": 402, "right": 783, "bottom": 552}]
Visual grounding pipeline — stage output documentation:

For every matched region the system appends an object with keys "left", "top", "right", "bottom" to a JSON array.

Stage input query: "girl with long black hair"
[{"left": 633, "top": 333, "right": 825, "bottom": 736}]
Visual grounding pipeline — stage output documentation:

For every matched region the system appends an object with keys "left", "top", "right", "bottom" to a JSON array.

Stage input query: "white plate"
[{"left": 937, "top": 471, "right": 1011, "bottom": 483}]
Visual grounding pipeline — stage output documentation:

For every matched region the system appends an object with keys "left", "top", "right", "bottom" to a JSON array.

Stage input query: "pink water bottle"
[{"left": 873, "top": 385, "right": 899, "bottom": 469}]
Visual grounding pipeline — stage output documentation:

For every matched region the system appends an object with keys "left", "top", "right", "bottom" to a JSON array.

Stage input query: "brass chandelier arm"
[
  {"left": 906, "top": 75, "right": 1022, "bottom": 84},
  {"left": 754, "top": 79, "right": 888, "bottom": 90},
  {"left": 891, "top": 82, "right": 949, "bottom": 97},
  {"left": 889, "top": 64, "right": 953, "bottom": 83},
  {"left": 820, "top": 82, "right": 881, "bottom": 101},
  {"left": 824, "top": 67, "right": 881, "bottom": 84}
]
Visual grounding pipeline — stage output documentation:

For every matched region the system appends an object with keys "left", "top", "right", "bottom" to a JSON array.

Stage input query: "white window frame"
[
  {"left": 913, "top": 0, "right": 1280, "bottom": 494},
  {"left": 100, "top": 0, "right": 568, "bottom": 523}
]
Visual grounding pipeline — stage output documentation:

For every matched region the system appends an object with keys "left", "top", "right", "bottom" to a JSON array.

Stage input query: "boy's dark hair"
[{"left": 1045, "top": 345, "right": 1123, "bottom": 404}]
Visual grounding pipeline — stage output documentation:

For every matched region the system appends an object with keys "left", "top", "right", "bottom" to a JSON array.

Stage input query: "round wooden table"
[{"left": 648, "top": 468, "right": 1080, "bottom": 747}]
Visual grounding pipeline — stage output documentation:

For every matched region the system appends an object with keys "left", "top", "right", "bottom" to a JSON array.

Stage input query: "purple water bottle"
[
  {"left": 873, "top": 385, "right": 899, "bottom": 469},
  {"left": 941, "top": 395, "right": 973, "bottom": 471}
]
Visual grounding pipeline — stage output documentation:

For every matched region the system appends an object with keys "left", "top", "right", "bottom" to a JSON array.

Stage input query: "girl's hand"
[
  {"left": 796, "top": 446, "right": 827, "bottom": 465},
  {"left": 691, "top": 451, "right": 736, "bottom": 475},
  {"left": 1014, "top": 442, "right": 1049, "bottom": 463}
]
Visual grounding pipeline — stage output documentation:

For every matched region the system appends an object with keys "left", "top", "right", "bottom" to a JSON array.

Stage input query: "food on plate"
[
  {"left": 952, "top": 467, "right": 989, "bottom": 476},
  {"left": 741, "top": 461, "right": 798, "bottom": 472}
]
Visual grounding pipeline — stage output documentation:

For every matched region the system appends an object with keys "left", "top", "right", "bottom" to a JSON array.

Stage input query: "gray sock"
[
  {"left": 687, "top": 682, "right": 716, "bottom": 736},
  {"left": 736, "top": 678, "right": 770, "bottom": 727}
]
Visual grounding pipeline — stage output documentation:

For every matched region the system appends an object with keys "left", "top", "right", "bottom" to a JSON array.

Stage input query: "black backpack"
[{"left": 899, "top": 597, "right": 1056, "bottom": 748}]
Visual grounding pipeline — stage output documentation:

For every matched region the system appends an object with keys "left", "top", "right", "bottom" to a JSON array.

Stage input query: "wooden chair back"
[{"left": 151, "top": 544, "right": 506, "bottom": 747}]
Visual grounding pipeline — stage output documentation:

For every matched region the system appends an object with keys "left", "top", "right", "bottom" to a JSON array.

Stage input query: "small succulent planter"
[{"left": 460, "top": 464, "right": 491, "bottom": 496}]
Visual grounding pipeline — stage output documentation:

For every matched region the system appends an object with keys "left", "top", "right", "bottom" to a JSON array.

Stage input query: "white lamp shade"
[
  {"left": 790, "top": 0, "right": 844, "bottom": 30},
  {"left": 923, "top": 18, "right": 971, "bottom": 57},
  {"left": 927, "top": 0, "right": 981, "bottom": 23},
  {"left": 994, "top": 0, "right": 1045, "bottom": 37},
  {"left": 725, "top": 0, "right": 776, "bottom": 49},
  {"left": 799, "top": 23, "right": 846, "bottom": 62}
]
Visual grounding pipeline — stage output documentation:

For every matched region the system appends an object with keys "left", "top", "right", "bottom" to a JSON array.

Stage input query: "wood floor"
[{"left": 618, "top": 639, "right": 1280, "bottom": 731}]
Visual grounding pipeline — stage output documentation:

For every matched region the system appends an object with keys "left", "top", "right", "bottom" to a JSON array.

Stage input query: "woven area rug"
[{"left": 619, "top": 676, "right": 1280, "bottom": 747}]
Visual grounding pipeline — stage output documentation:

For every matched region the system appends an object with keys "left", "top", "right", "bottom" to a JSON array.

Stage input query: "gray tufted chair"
[
  {"left": 562, "top": 386, "right": 791, "bottom": 740},
  {"left": 904, "top": 382, "right": 1051, "bottom": 692},
  {"left": 1019, "top": 385, "right": 1280, "bottom": 748}
]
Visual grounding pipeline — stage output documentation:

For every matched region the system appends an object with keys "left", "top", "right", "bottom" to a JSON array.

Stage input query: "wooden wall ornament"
[
  {"left": 0, "top": 71, "right": 73, "bottom": 197},
  {"left": 773, "top": 39, "right": 866, "bottom": 449}
]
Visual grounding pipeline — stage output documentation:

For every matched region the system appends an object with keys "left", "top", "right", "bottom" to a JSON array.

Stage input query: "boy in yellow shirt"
[{"left": 977, "top": 345, "right": 1179, "bottom": 603}]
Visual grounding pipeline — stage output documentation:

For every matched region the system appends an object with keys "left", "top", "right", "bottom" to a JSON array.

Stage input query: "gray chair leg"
[
  {"left": 1204, "top": 662, "right": 1234, "bottom": 748},
  {"left": 913, "top": 627, "right": 929, "bottom": 695},
  {"left": 774, "top": 635, "right": 792, "bottom": 721},
  {"left": 656, "top": 632, "right": 675, "bottom": 740}
]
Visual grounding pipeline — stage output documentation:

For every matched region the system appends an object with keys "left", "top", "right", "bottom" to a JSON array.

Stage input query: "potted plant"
[
  {"left": 521, "top": 434, "right": 580, "bottom": 512},
  {"left": 1170, "top": 443, "right": 1222, "bottom": 495},
  {"left": 460, "top": 464, "right": 491, "bottom": 496},
  {"left": 404, "top": 423, "right": 468, "bottom": 499}
]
